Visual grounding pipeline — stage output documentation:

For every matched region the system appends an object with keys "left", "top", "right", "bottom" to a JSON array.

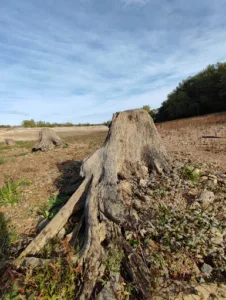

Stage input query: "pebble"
[
  {"left": 139, "top": 179, "right": 148, "bottom": 187},
  {"left": 201, "top": 263, "right": 213, "bottom": 274},
  {"left": 199, "top": 190, "right": 215, "bottom": 209}
]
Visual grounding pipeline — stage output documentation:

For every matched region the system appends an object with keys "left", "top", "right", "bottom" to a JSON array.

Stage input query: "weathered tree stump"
[
  {"left": 32, "top": 128, "right": 66, "bottom": 152},
  {"left": 4, "top": 139, "right": 16, "bottom": 146},
  {"left": 20, "top": 109, "right": 171, "bottom": 299}
]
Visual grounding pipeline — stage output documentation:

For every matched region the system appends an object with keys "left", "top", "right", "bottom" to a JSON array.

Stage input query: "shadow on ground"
[
  {"left": 37, "top": 160, "right": 84, "bottom": 232},
  {"left": 0, "top": 212, "right": 10, "bottom": 267}
]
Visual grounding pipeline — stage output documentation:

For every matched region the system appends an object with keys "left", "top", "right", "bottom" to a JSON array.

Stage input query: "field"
[{"left": 0, "top": 115, "right": 225, "bottom": 299}]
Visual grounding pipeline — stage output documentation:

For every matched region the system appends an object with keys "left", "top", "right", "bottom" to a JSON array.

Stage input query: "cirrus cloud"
[{"left": 0, "top": 0, "right": 226, "bottom": 125}]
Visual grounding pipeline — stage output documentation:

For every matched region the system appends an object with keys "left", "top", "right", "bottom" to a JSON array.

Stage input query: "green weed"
[
  {"left": 38, "top": 194, "right": 68, "bottom": 220},
  {"left": 181, "top": 164, "right": 201, "bottom": 181},
  {"left": 0, "top": 141, "right": 34, "bottom": 152},
  {"left": 0, "top": 179, "right": 31, "bottom": 206},
  {"left": 0, "top": 156, "right": 5, "bottom": 164},
  {"left": 103, "top": 244, "right": 124, "bottom": 273},
  {"left": 1, "top": 259, "right": 78, "bottom": 299}
]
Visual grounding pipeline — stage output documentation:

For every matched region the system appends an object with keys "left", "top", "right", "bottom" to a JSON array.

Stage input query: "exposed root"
[{"left": 19, "top": 178, "right": 91, "bottom": 257}]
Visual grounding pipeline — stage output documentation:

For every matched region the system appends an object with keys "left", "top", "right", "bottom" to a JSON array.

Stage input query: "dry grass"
[
  {"left": 156, "top": 112, "right": 226, "bottom": 130},
  {"left": 157, "top": 113, "right": 226, "bottom": 154}
]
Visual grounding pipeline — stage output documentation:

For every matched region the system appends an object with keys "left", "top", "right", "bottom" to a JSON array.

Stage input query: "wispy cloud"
[
  {"left": 0, "top": 0, "right": 226, "bottom": 125},
  {"left": 2, "top": 110, "right": 30, "bottom": 116},
  {"left": 121, "top": 0, "right": 150, "bottom": 6}
]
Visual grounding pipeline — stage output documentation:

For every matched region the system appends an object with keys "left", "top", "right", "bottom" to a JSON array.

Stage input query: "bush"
[{"left": 22, "top": 119, "right": 36, "bottom": 128}]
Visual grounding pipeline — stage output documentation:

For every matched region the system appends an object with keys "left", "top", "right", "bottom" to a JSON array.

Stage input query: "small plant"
[
  {"left": 103, "top": 244, "right": 124, "bottom": 273},
  {"left": 1, "top": 258, "right": 78, "bottom": 299},
  {"left": 0, "top": 156, "right": 5, "bottom": 164},
  {"left": 0, "top": 179, "right": 31, "bottom": 206},
  {"left": 154, "top": 188, "right": 166, "bottom": 197},
  {"left": 181, "top": 164, "right": 200, "bottom": 181},
  {"left": 38, "top": 194, "right": 68, "bottom": 220},
  {"left": 0, "top": 179, "right": 21, "bottom": 206}
]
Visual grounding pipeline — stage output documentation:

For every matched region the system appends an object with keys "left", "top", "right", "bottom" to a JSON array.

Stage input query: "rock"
[
  {"left": 210, "top": 228, "right": 224, "bottom": 245},
  {"left": 139, "top": 179, "right": 148, "bottom": 187},
  {"left": 200, "top": 263, "right": 213, "bottom": 275},
  {"left": 96, "top": 272, "right": 121, "bottom": 300},
  {"left": 193, "top": 168, "right": 200, "bottom": 175},
  {"left": 21, "top": 257, "right": 51, "bottom": 267},
  {"left": 37, "top": 218, "right": 49, "bottom": 232},
  {"left": 190, "top": 201, "right": 201, "bottom": 209},
  {"left": 133, "top": 199, "right": 143, "bottom": 210},
  {"left": 208, "top": 175, "right": 218, "bottom": 185},
  {"left": 146, "top": 189, "right": 153, "bottom": 196},
  {"left": 206, "top": 180, "right": 214, "bottom": 187},
  {"left": 140, "top": 165, "right": 149, "bottom": 178},
  {"left": 199, "top": 190, "right": 214, "bottom": 209},
  {"left": 201, "top": 176, "right": 208, "bottom": 181}
]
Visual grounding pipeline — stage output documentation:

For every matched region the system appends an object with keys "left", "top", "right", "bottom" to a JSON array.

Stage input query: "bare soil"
[
  {"left": 0, "top": 125, "right": 108, "bottom": 142},
  {"left": 0, "top": 120, "right": 225, "bottom": 299},
  {"left": 0, "top": 122, "right": 225, "bottom": 235}
]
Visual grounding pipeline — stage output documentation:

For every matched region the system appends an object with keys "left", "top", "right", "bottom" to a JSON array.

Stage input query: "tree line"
[
  {"left": 21, "top": 120, "right": 92, "bottom": 128},
  {"left": 154, "top": 62, "right": 226, "bottom": 122}
]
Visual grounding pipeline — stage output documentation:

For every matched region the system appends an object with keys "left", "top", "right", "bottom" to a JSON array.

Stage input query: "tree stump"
[
  {"left": 4, "top": 139, "right": 16, "bottom": 146},
  {"left": 32, "top": 128, "right": 66, "bottom": 152},
  {"left": 20, "top": 109, "right": 171, "bottom": 299}
]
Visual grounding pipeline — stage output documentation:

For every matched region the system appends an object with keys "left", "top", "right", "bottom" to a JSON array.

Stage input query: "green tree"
[
  {"left": 142, "top": 105, "right": 151, "bottom": 113},
  {"left": 22, "top": 119, "right": 36, "bottom": 128},
  {"left": 156, "top": 62, "right": 226, "bottom": 121}
]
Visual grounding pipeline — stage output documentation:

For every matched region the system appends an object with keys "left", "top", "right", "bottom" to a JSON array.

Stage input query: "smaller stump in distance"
[
  {"left": 32, "top": 128, "right": 67, "bottom": 152},
  {"left": 4, "top": 139, "right": 16, "bottom": 146}
]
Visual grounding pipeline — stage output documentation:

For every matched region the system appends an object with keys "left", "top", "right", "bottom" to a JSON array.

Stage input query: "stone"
[
  {"left": 210, "top": 228, "right": 224, "bottom": 245},
  {"left": 193, "top": 168, "right": 200, "bottom": 175},
  {"left": 139, "top": 179, "right": 148, "bottom": 187},
  {"left": 199, "top": 190, "right": 214, "bottom": 209},
  {"left": 190, "top": 201, "right": 201, "bottom": 209},
  {"left": 200, "top": 263, "right": 213, "bottom": 274},
  {"left": 133, "top": 199, "right": 143, "bottom": 210},
  {"left": 206, "top": 180, "right": 214, "bottom": 187},
  {"left": 140, "top": 165, "right": 149, "bottom": 178},
  {"left": 146, "top": 189, "right": 153, "bottom": 196},
  {"left": 208, "top": 174, "right": 217, "bottom": 179}
]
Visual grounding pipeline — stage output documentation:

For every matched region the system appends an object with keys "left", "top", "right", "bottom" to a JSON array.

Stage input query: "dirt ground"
[
  {"left": 0, "top": 121, "right": 225, "bottom": 299},
  {"left": 0, "top": 122, "right": 225, "bottom": 236},
  {"left": 0, "top": 125, "right": 108, "bottom": 143}
]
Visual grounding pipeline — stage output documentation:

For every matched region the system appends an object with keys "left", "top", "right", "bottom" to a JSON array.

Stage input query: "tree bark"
[
  {"left": 20, "top": 109, "right": 171, "bottom": 299},
  {"left": 32, "top": 128, "right": 66, "bottom": 152}
]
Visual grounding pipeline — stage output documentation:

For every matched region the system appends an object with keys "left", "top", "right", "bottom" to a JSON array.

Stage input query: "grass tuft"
[
  {"left": 0, "top": 178, "right": 31, "bottom": 207},
  {"left": 181, "top": 164, "right": 201, "bottom": 181},
  {"left": 0, "top": 156, "right": 5, "bottom": 164}
]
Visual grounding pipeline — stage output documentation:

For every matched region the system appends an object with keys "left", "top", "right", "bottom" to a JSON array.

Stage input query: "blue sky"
[{"left": 1, "top": 0, "right": 226, "bottom": 125}]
